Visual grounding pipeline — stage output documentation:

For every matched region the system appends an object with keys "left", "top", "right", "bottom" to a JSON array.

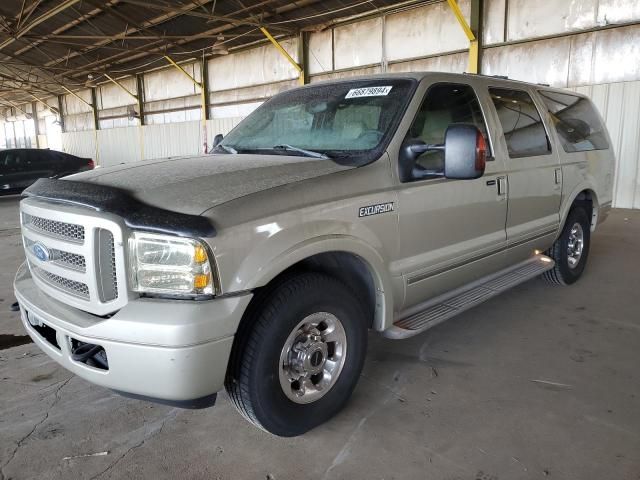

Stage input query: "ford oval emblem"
[{"left": 32, "top": 243, "right": 51, "bottom": 262}]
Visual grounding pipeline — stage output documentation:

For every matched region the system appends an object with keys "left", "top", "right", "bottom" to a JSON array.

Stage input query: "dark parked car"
[{"left": 0, "top": 148, "right": 94, "bottom": 195}]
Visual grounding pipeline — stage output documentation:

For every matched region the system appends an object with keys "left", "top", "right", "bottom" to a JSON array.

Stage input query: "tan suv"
[{"left": 14, "top": 72, "right": 614, "bottom": 436}]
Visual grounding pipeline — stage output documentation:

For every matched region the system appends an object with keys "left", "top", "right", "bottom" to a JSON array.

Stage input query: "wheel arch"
[
  {"left": 239, "top": 237, "right": 395, "bottom": 333},
  {"left": 561, "top": 186, "right": 599, "bottom": 232}
]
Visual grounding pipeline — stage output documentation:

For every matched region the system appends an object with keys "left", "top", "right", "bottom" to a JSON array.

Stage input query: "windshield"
[{"left": 217, "top": 78, "right": 417, "bottom": 166}]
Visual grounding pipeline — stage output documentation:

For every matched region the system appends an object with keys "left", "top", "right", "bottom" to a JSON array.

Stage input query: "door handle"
[
  {"left": 497, "top": 176, "right": 507, "bottom": 196},
  {"left": 554, "top": 168, "right": 562, "bottom": 185}
]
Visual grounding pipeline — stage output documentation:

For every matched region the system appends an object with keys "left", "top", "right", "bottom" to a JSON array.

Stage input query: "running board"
[{"left": 383, "top": 254, "right": 555, "bottom": 340}]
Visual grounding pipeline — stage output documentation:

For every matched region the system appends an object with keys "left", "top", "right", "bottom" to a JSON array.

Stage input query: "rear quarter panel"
[{"left": 534, "top": 91, "right": 615, "bottom": 230}]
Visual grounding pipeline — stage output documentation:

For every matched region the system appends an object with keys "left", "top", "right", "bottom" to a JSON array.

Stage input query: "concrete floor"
[{"left": 1, "top": 194, "right": 639, "bottom": 480}]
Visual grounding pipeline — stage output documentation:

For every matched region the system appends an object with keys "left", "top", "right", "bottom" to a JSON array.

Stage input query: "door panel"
[
  {"left": 394, "top": 83, "right": 509, "bottom": 310},
  {"left": 26, "top": 151, "right": 56, "bottom": 185},
  {"left": 398, "top": 174, "right": 508, "bottom": 308},
  {"left": 487, "top": 88, "right": 561, "bottom": 246},
  {"left": 1, "top": 151, "right": 32, "bottom": 192}
]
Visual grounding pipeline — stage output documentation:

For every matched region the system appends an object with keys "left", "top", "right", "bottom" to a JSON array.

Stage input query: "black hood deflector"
[{"left": 23, "top": 178, "right": 216, "bottom": 238}]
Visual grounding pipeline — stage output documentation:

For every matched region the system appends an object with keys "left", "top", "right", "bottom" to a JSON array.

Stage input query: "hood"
[{"left": 69, "top": 154, "right": 352, "bottom": 215}]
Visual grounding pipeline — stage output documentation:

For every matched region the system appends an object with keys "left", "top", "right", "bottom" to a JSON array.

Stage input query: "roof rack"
[{"left": 463, "top": 73, "right": 510, "bottom": 80}]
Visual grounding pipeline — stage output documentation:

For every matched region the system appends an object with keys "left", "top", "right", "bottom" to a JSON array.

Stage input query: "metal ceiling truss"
[{"left": 0, "top": 0, "right": 423, "bottom": 106}]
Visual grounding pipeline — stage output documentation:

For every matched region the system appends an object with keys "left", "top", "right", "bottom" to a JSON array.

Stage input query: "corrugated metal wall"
[
  {"left": 572, "top": 81, "right": 640, "bottom": 209},
  {"left": 61, "top": 130, "right": 96, "bottom": 160},
  {"left": 7, "top": 0, "right": 640, "bottom": 208}
]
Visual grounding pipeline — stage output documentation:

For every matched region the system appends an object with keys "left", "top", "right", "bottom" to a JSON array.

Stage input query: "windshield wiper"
[
  {"left": 218, "top": 144, "right": 238, "bottom": 154},
  {"left": 272, "top": 144, "right": 329, "bottom": 159}
]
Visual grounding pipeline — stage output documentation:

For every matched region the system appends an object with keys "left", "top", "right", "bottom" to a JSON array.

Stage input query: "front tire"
[
  {"left": 225, "top": 272, "right": 368, "bottom": 436},
  {"left": 544, "top": 206, "right": 591, "bottom": 285}
]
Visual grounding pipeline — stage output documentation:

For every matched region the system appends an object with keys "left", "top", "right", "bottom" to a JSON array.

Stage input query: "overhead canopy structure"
[{"left": 0, "top": 0, "right": 415, "bottom": 104}]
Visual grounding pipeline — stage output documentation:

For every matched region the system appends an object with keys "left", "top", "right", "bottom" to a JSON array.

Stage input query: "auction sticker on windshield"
[{"left": 345, "top": 86, "right": 393, "bottom": 99}]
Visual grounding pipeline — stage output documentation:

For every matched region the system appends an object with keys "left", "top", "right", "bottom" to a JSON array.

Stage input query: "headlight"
[{"left": 129, "top": 232, "right": 218, "bottom": 296}]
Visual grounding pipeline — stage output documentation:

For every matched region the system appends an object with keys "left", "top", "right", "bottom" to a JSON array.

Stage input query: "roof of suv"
[{"left": 309, "top": 71, "right": 585, "bottom": 98}]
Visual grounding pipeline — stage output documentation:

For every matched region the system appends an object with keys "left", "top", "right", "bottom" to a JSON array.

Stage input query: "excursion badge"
[{"left": 358, "top": 202, "right": 394, "bottom": 218}]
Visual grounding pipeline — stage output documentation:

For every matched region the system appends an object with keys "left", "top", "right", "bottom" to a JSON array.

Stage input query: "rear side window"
[
  {"left": 489, "top": 88, "right": 551, "bottom": 158},
  {"left": 537, "top": 91, "right": 609, "bottom": 152},
  {"left": 3, "top": 152, "right": 23, "bottom": 168},
  {"left": 406, "top": 83, "right": 489, "bottom": 175}
]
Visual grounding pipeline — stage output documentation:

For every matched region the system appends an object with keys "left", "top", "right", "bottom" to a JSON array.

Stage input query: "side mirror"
[
  {"left": 212, "top": 133, "right": 224, "bottom": 147},
  {"left": 443, "top": 124, "right": 487, "bottom": 180},
  {"left": 399, "top": 124, "right": 487, "bottom": 182}
]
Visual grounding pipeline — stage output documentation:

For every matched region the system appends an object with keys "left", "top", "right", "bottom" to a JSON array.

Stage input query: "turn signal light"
[
  {"left": 475, "top": 132, "right": 488, "bottom": 171},
  {"left": 194, "top": 244, "right": 208, "bottom": 264},
  {"left": 194, "top": 274, "right": 210, "bottom": 289}
]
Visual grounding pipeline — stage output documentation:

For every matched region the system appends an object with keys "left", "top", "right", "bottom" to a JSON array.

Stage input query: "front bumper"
[{"left": 14, "top": 263, "right": 252, "bottom": 402}]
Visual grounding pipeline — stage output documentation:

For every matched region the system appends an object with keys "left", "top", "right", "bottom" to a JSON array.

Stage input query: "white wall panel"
[
  {"left": 64, "top": 112, "right": 95, "bottom": 132},
  {"left": 388, "top": 52, "right": 467, "bottom": 73},
  {"left": 334, "top": 18, "right": 382, "bottom": 69},
  {"left": 97, "top": 127, "right": 142, "bottom": 167},
  {"left": 145, "top": 63, "right": 201, "bottom": 102},
  {"left": 484, "top": 25, "right": 640, "bottom": 88},
  {"left": 597, "top": 0, "right": 640, "bottom": 23},
  {"left": 62, "top": 130, "right": 96, "bottom": 160},
  {"left": 142, "top": 121, "right": 202, "bottom": 160},
  {"left": 207, "top": 118, "right": 243, "bottom": 141},
  {"left": 483, "top": 0, "right": 506, "bottom": 45},
  {"left": 568, "top": 27, "right": 640, "bottom": 86},
  {"left": 385, "top": 1, "right": 469, "bottom": 61},
  {"left": 208, "top": 39, "right": 299, "bottom": 91},
  {"left": 63, "top": 89, "right": 93, "bottom": 115},
  {"left": 590, "top": 26, "right": 640, "bottom": 85},
  {"left": 507, "top": 0, "right": 597, "bottom": 41},
  {"left": 98, "top": 77, "right": 137, "bottom": 110},
  {"left": 483, "top": 37, "right": 572, "bottom": 87},
  {"left": 210, "top": 79, "right": 297, "bottom": 106},
  {"left": 310, "top": 66, "right": 382, "bottom": 83},
  {"left": 211, "top": 102, "right": 261, "bottom": 120},
  {"left": 308, "top": 30, "right": 333, "bottom": 74},
  {"left": 572, "top": 81, "right": 640, "bottom": 209}
]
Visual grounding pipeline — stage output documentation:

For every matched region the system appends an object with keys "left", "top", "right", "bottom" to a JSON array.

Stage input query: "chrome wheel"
[
  {"left": 278, "top": 312, "right": 347, "bottom": 404},
  {"left": 567, "top": 222, "right": 584, "bottom": 269}
]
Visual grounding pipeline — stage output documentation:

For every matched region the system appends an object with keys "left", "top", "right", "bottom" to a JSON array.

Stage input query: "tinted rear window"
[
  {"left": 537, "top": 91, "right": 609, "bottom": 152},
  {"left": 489, "top": 88, "right": 551, "bottom": 158}
]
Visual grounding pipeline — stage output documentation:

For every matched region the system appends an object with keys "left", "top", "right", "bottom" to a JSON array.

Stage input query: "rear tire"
[
  {"left": 543, "top": 206, "right": 591, "bottom": 285},
  {"left": 225, "top": 272, "right": 368, "bottom": 436}
]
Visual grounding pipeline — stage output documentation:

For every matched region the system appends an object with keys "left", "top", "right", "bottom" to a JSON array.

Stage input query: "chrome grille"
[
  {"left": 110, "top": 234, "right": 118, "bottom": 298},
  {"left": 20, "top": 198, "right": 127, "bottom": 316},
  {"left": 22, "top": 213, "right": 85, "bottom": 243},
  {"left": 57, "top": 251, "right": 87, "bottom": 272},
  {"left": 24, "top": 238, "right": 86, "bottom": 272},
  {"left": 96, "top": 229, "right": 118, "bottom": 302},
  {"left": 32, "top": 266, "right": 90, "bottom": 299}
]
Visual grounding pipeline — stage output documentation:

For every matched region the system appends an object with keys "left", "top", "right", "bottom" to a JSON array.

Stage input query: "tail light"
[{"left": 88, "top": 159, "right": 95, "bottom": 169}]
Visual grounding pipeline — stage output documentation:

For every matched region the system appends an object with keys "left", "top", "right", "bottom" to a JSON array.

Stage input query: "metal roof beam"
[{"left": 0, "top": 0, "right": 82, "bottom": 52}]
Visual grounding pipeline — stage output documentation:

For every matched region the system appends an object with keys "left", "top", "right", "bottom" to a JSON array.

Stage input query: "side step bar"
[{"left": 383, "top": 254, "right": 555, "bottom": 340}]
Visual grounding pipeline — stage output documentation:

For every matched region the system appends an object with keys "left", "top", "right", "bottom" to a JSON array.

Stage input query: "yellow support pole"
[
  {"left": 30, "top": 94, "right": 60, "bottom": 116},
  {"left": 164, "top": 55, "right": 200, "bottom": 85},
  {"left": 104, "top": 73, "right": 138, "bottom": 102},
  {"left": 164, "top": 55, "right": 208, "bottom": 152},
  {"left": 61, "top": 85, "right": 94, "bottom": 108},
  {"left": 260, "top": 27, "right": 304, "bottom": 85},
  {"left": 446, "top": 0, "right": 478, "bottom": 74},
  {"left": 164, "top": 56, "right": 206, "bottom": 115},
  {"left": 468, "top": 39, "right": 479, "bottom": 74}
]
